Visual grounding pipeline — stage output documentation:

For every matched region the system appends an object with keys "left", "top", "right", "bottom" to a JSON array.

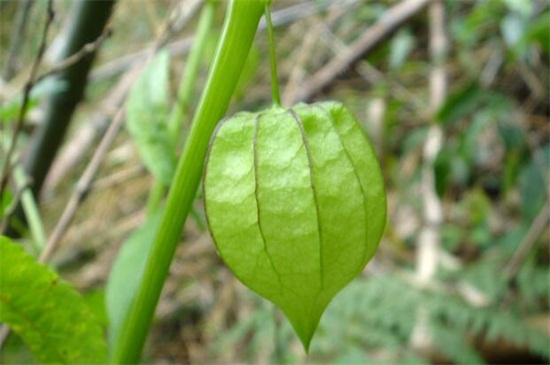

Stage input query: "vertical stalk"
[
  {"left": 411, "top": 0, "right": 447, "bottom": 351},
  {"left": 14, "top": 167, "right": 47, "bottom": 251},
  {"left": 110, "top": 1, "right": 267, "bottom": 363},
  {"left": 418, "top": 0, "right": 446, "bottom": 284},
  {"left": 265, "top": 4, "right": 281, "bottom": 107}
]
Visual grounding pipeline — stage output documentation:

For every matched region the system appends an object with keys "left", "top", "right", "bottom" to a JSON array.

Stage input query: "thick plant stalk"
[{"left": 110, "top": 1, "right": 267, "bottom": 363}]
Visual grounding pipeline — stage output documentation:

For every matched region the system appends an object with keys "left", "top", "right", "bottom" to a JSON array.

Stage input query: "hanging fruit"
[{"left": 203, "top": 101, "right": 386, "bottom": 350}]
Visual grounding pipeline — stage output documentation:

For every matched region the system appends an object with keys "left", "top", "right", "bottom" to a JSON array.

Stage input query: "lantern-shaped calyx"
[{"left": 204, "top": 101, "right": 386, "bottom": 350}]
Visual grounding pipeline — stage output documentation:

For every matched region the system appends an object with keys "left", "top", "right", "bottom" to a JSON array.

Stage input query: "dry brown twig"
[
  {"left": 45, "top": 0, "right": 342, "bottom": 194},
  {"left": 34, "top": 26, "right": 112, "bottom": 86},
  {"left": 292, "top": 0, "right": 430, "bottom": 103},
  {"left": 43, "top": 0, "right": 203, "bottom": 194},
  {"left": 411, "top": 0, "right": 447, "bottom": 352},
  {"left": 2, "top": 33, "right": 119, "bottom": 242},
  {"left": 2, "top": 0, "right": 35, "bottom": 81},
  {"left": 312, "top": 20, "right": 428, "bottom": 119},
  {"left": 38, "top": 0, "right": 203, "bottom": 264},
  {"left": 91, "top": 1, "right": 337, "bottom": 82},
  {"left": 38, "top": 106, "right": 125, "bottom": 263},
  {"left": 282, "top": 1, "right": 358, "bottom": 105},
  {"left": 42, "top": 68, "right": 139, "bottom": 195},
  {"left": 1, "top": 7, "right": 112, "bottom": 231}
]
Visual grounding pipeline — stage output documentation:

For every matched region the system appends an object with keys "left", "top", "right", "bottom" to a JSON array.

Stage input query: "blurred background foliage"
[{"left": 1, "top": 0, "right": 548, "bottom": 364}]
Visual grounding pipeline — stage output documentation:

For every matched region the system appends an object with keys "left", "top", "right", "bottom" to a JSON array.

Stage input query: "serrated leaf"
[
  {"left": 0, "top": 236, "right": 107, "bottom": 364},
  {"left": 204, "top": 102, "right": 386, "bottom": 350},
  {"left": 126, "top": 50, "right": 176, "bottom": 185},
  {"left": 105, "top": 212, "right": 162, "bottom": 350}
]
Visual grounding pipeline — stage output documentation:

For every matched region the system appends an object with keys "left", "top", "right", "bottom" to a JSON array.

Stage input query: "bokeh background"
[{"left": 1, "top": 0, "right": 548, "bottom": 363}]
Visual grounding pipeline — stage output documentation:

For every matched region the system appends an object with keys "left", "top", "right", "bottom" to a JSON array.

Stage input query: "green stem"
[
  {"left": 145, "top": 1, "right": 217, "bottom": 216},
  {"left": 144, "top": 183, "right": 165, "bottom": 217},
  {"left": 14, "top": 166, "right": 47, "bottom": 251},
  {"left": 110, "top": 1, "right": 266, "bottom": 363},
  {"left": 265, "top": 3, "right": 281, "bottom": 108}
]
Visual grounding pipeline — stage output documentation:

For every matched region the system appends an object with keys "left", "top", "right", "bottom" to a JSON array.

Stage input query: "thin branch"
[
  {"left": 0, "top": 0, "right": 54, "bottom": 228},
  {"left": 43, "top": 1, "right": 203, "bottom": 194},
  {"left": 38, "top": 107, "right": 125, "bottom": 263},
  {"left": 292, "top": 0, "right": 430, "bottom": 103},
  {"left": 34, "top": 27, "right": 112, "bottom": 86},
  {"left": 92, "top": 165, "right": 145, "bottom": 192},
  {"left": 411, "top": 0, "right": 447, "bottom": 352},
  {"left": 282, "top": 19, "right": 319, "bottom": 106},
  {"left": 311, "top": 21, "right": 428, "bottom": 119},
  {"left": 2, "top": 0, "right": 35, "bottom": 81},
  {"left": 38, "top": 0, "right": 195, "bottom": 263},
  {"left": 89, "top": 37, "right": 193, "bottom": 81},
  {"left": 90, "top": 1, "right": 337, "bottom": 82},
  {"left": 42, "top": 67, "right": 139, "bottom": 194},
  {"left": 282, "top": 2, "right": 357, "bottom": 106},
  {"left": 258, "top": 0, "right": 347, "bottom": 28}
]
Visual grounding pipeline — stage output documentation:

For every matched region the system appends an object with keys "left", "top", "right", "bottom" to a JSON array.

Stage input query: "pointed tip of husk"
[
  {"left": 300, "top": 336, "right": 312, "bottom": 354},
  {"left": 285, "top": 308, "right": 322, "bottom": 354}
]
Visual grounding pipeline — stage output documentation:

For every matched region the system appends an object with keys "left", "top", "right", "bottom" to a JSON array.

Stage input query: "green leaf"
[
  {"left": 436, "top": 81, "right": 482, "bottom": 125},
  {"left": 105, "top": 212, "right": 162, "bottom": 351},
  {"left": 204, "top": 102, "right": 386, "bottom": 350},
  {"left": 0, "top": 236, "right": 107, "bottom": 364},
  {"left": 126, "top": 50, "right": 176, "bottom": 185},
  {"left": 434, "top": 146, "right": 453, "bottom": 197},
  {"left": 0, "top": 189, "right": 13, "bottom": 216},
  {"left": 83, "top": 289, "right": 109, "bottom": 329}
]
